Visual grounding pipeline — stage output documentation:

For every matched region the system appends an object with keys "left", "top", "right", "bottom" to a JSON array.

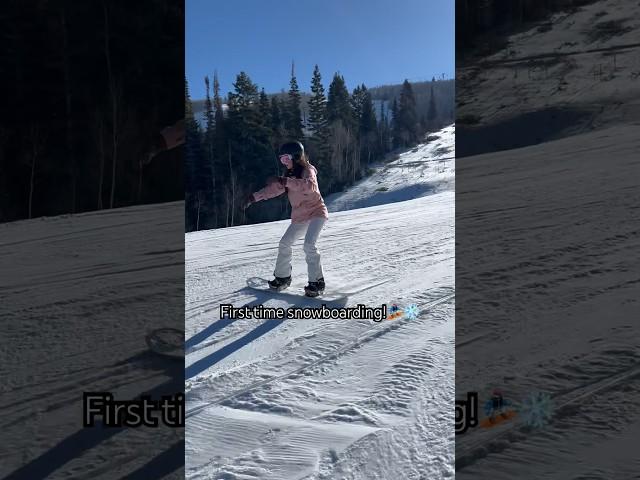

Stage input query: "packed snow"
[
  {"left": 0, "top": 202, "right": 184, "bottom": 479},
  {"left": 456, "top": 123, "right": 640, "bottom": 479},
  {"left": 185, "top": 125, "right": 456, "bottom": 479}
]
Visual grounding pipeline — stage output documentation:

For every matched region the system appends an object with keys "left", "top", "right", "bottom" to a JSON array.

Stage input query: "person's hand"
[
  {"left": 143, "top": 133, "right": 168, "bottom": 165},
  {"left": 243, "top": 193, "right": 255, "bottom": 209}
]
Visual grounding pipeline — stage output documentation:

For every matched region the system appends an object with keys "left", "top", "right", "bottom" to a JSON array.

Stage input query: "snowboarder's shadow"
[
  {"left": 184, "top": 280, "right": 349, "bottom": 380},
  {"left": 6, "top": 365, "right": 183, "bottom": 479}
]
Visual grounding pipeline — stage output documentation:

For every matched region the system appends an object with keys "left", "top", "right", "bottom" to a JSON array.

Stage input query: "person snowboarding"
[{"left": 244, "top": 141, "right": 329, "bottom": 297}]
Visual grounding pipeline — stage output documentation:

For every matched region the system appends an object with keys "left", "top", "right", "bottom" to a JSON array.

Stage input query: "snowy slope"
[
  {"left": 457, "top": 0, "right": 640, "bottom": 155},
  {"left": 325, "top": 124, "right": 454, "bottom": 212},
  {"left": 0, "top": 202, "right": 184, "bottom": 479},
  {"left": 185, "top": 153, "right": 455, "bottom": 478},
  {"left": 456, "top": 125, "right": 640, "bottom": 478}
]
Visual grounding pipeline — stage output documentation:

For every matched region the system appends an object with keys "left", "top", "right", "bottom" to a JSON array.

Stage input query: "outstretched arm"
[
  {"left": 145, "top": 119, "right": 186, "bottom": 164},
  {"left": 253, "top": 181, "right": 285, "bottom": 202}
]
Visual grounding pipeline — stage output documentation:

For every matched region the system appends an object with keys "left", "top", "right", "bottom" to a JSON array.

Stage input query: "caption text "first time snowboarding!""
[{"left": 220, "top": 304, "right": 388, "bottom": 322}]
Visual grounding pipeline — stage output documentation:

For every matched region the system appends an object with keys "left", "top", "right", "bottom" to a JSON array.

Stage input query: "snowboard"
[
  {"left": 480, "top": 410, "right": 517, "bottom": 428},
  {"left": 146, "top": 327, "right": 184, "bottom": 360},
  {"left": 246, "top": 277, "right": 348, "bottom": 307}
]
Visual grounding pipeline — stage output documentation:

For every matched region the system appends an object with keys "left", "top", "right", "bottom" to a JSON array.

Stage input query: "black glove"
[
  {"left": 243, "top": 193, "right": 255, "bottom": 209},
  {"left": 144, "top": 133, "right": 168, "bottom": 165}
]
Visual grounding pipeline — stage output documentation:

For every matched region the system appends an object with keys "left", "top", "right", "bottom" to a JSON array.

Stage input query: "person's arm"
[
  {"left": 160, "top": 118, "right": 186, "bottom": 151},
  {"left": 145, "top": 119, "right": 186, "bottom": 164},
  {"left": 252, "top": 181, "right": 286, "bottom": 202},
  {"left": 283, "top": 167, "right": 317, "bottom": 192}
]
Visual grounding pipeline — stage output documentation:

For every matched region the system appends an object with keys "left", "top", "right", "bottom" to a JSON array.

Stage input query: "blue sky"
[{"left": 186, "top": 0, "right": 454, "bottom": 100}]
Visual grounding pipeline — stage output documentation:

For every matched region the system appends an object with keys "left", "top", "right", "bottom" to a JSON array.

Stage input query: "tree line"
[
  {"left": 185, "top": 67, "right": 452, "bottom": 232},
  {"left": 0, "top": 1, "right": 183, "bottom": 223}
]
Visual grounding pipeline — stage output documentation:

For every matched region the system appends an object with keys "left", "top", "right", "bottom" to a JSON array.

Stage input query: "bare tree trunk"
[
  {"left": 209, "top": 141, "right": 217, "bottom": 227},
  {"left": 228, "top": 144, "right": 236, "bottom": 226},
  {"left": 96, "top": 114, "right": 105, "bottom": 209},
  {"left": 28, "top": 126, "right": 41, "bottom": 219},
  {"left": 28, "top": 147, "right": 37, "bottom": 219},
  {"left": 137, "top": 157, "right": 143, "bottom": 202},
  {"left": 60, "top": 8, "right": 76, "bottom": 213},
  {"left": 196, "top": 191, "right": 201, "bottom": 231},
  {"left": 225, "top": 188, "right": 230, "bottom": 227},
  {"left": 230, "top": 173, "right": 236, "bottom": 227},
  {"left": 103, "top": 2, "right": 118, "bottom": 209}
]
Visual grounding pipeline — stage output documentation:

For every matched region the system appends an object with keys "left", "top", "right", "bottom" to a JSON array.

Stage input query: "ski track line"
[
  {"left": 456, "top": 361, "right": 640, "bottom": 470},
  {"left": 186, "top": 291, "right": 454, "bottom": 420},
  {"left": 457, "top": 332, "right": 492, "bottom": 348}
]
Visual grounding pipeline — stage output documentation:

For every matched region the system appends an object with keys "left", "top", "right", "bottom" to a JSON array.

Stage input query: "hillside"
[
  {"left": 457, "top": 0, "right": 640, "bottom": 156},
  {"left": 325, "top": 124, "right": 454, "bottom": 212}
]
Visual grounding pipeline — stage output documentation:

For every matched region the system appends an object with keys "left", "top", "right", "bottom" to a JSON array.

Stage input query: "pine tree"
[
  {"left": 259, "top": 88, "right": 271, "bottom": 127},
  {"left": 308, "top": 65, "right": 328, "bottom": 137},
  {"left": 308, "top": 65, "right": 330, "bottom": 170},
  {"left": 427, "top": 83, "right": 438, "bottom": 132},
  {"left": 228, "top": 71, "right": 258, "bottom": 111},
  {"left": 391, "top": 97, "right": 401, "bottom": 149},
  {"left": 359, "top": 85, "right": 377, "bottom": 137},
  {"left": 351, "top": 85, "right": 364, "bottom": 125},
  {"left": 204, "top": 76, "right": 215, "bottom": 137},
  {"left": 203, "top": 75, "right": 216, "bottom": 227},
  {"left": 285, "top": 62, "right": 304, "bottom": 139},
  {"left": 378, "top": 101, "right": 390, "bottom": 154},
  {"left": 185, "top": 77, "right": 204, "bottom": 230},
  {"left": 226, "top": 71, "right": 272, "bottom": 225},
  {"left": 327, "top": 73, "right": 357, "bottom": 187},
  {"left": 213, "top": 71, "right": 225, "bottom": 130},
  {"left": 395, "top": 79, "right": 419, "bottom": 147},
  {"left": 358, "top": 86, "right": 377, "bottom": 164},
  {"left": 212, "top": 71, "right": 228, "bottom": 180},
  {"left": 327, "top": 73, "right": 352, "bottom": 128},
  {"left": 270, "top": 96, "right": 284, "bottom": 149}
]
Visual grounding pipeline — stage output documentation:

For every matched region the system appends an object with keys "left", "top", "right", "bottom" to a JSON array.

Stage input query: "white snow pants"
[{"left": 274, "top": 217, "right": 326, "bottom": 281}]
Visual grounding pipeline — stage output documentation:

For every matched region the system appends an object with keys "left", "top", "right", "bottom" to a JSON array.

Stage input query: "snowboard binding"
[
  {"left": 268, "top": 276, "right": 291, "bottom": 291},
  {"left": 304, "top": 277, "right": 325, "bottom": 298}
]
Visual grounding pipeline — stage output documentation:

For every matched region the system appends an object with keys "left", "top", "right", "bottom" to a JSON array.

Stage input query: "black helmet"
[{"left": 279, "top": 141, "right": 304, "bottom": 159}]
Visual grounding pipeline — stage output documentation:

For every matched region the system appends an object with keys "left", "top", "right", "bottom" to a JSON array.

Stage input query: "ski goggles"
[{"left": 279, "top": 154, "right": 293, "bottom": 168}]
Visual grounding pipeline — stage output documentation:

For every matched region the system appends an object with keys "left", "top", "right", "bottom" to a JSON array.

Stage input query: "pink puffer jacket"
[{"left": 253, "top": 165, "right": 329, "bottom": 224}]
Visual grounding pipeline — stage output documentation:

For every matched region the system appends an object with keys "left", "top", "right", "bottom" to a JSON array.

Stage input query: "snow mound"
[{"left": 313, "top": 404, "right": 381, "bottom": 426}]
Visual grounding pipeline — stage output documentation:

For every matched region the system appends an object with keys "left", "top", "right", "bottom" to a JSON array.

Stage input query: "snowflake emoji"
[
  {"left": 520, "top": 392, "right": 553, "bottom": 428},
  {"left": 403, "top": 304, "right": 420, "bottom": 320}
]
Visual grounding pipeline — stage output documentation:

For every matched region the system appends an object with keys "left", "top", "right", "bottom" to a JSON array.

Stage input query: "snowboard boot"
[
  {"left": 268, "top": 276, "right": 291, "bottom": 291},
  {"left": 304, "top": 277, "right": 325, "bottom": 297}
]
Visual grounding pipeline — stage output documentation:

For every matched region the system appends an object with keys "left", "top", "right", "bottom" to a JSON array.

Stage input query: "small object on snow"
[{"left": 146, "top": 328, "right": 184, "bottom": 359}]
